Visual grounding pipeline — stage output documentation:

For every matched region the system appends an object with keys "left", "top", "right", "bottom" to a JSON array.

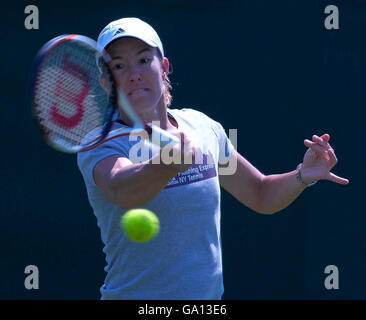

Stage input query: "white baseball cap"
[{"left": 97, "top": 17, "right": 164, "bottom": 57}]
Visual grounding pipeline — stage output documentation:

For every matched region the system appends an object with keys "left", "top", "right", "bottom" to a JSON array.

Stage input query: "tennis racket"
[{"left": 30, "top": 34, "right": 180, "bottom": 153}]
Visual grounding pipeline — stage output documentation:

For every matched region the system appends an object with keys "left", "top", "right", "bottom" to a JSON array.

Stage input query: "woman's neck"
[{"left": 119, "top": 99, "right": 177, "bottom": 130}]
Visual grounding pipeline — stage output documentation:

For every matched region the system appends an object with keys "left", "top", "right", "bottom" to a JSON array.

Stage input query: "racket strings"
[{"left": 33, "top": 41, "right": 114, "bottom": 151}]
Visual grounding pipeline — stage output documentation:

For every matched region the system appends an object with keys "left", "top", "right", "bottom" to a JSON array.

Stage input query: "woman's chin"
[{"left": 131, "top": 102, "right": 156, "bottom": 116}]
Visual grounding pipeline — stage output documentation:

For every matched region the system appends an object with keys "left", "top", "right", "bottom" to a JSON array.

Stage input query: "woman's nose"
[{"left": 128, "top": 64, "right": 142, "bottom": 82}]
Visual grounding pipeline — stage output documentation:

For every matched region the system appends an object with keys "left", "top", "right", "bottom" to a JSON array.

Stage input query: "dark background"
[{"left": 1, "top": 0, "right": 364, "bottom": 299}]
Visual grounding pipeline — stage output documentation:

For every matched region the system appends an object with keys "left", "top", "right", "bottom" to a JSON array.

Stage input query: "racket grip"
[{"left": 149, "top": 124, "right": 181, "bottom": 148}]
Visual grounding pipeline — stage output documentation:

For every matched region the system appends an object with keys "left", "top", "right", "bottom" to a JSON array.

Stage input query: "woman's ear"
[
  {"left": 98, "top": 73, "right": 111, "bottom": 95},
  {"left": 162, "top": 57, "right": 169, "bottom": 78}
]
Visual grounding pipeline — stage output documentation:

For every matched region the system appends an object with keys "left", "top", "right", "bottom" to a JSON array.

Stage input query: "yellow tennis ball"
[{"left": 120, "top": 209, "right": 160, "bottom": 242}]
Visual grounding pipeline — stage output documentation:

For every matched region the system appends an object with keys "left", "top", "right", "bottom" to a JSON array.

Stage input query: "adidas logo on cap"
[{"left": 113, "top": 28, "right": 125, "bottom": 36}]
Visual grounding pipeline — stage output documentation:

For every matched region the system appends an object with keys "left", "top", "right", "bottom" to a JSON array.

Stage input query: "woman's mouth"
[{"left": 128, "top": 88, "right": 148, "bottom": 96}]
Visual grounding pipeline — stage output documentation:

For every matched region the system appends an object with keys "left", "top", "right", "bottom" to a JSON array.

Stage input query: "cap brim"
[{"left": 104, "top": 33, "right": 161, "bottom": 54}]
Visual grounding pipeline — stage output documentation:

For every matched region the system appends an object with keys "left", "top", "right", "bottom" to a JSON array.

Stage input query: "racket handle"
[{"left": 148, "top": 123, "right": 181, "bottom": 148}]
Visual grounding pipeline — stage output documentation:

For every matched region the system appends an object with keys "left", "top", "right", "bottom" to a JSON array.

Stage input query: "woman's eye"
[
  {"left": 140, "top": 58, "right": 151, "bottom": 64},
  {"left": 113, "top": 63, "right": 124, "bottom": 70}
]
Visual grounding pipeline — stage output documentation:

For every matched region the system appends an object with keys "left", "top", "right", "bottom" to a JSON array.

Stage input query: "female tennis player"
[{"left": 77, "top": 17, "right": 349, "bottom": 300}]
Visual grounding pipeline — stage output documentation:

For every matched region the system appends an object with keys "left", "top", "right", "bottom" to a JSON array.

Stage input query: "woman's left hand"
[{"left": 301, "top": 133, "right": 349, "bottom": 185}]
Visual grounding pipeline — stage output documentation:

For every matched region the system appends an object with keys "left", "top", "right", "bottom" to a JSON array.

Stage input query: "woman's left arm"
[{"left": 220, "top": 133, "right": 349, "bottom": 214}]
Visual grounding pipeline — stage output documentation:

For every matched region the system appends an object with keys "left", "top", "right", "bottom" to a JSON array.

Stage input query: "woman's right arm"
[{"left": 93, "top": 153, "right": 181, "bottom": 209}]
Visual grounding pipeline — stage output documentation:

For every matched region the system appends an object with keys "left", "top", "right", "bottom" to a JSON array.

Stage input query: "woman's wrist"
[{"left": 296, "top": 163, "right": 317, "bottom": 187}]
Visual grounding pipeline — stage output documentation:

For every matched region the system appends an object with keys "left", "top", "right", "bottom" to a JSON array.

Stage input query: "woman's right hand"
[{"left": 160, "top": 129, "right": 197, "bottom": 173}]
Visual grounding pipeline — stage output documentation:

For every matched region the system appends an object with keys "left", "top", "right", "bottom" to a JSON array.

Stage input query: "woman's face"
[{"left": 106, "top": 37, "right": 169, "bottom": 116}]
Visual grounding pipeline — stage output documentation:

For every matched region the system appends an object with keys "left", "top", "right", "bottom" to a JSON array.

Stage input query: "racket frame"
[{"left": 31, "top": 34, "right": 180, "bottom": 154}]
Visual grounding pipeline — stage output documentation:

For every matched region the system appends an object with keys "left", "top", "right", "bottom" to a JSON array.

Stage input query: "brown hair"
[
  {"left": 158, "top": 51, "right": 173, "bottom": 107},
  {"left": 163, "top": 71, "right": 173, "bottom": 107}
]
